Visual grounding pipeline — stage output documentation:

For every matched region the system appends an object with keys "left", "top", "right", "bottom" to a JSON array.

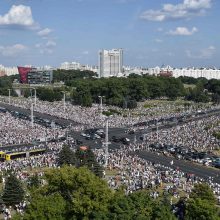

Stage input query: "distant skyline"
[{"left": 0, "top": 0, "right": 219, "bottom": 68}]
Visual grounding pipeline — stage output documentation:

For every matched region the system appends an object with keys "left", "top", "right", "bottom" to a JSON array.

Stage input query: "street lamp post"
[
  {"left": 31, "top": 103, "right": 34, "bottom": 128},
  {"left": 62, "top": 92, "right": 66, "bottom": 113},
  {"left": 8, "top": 89, "right": 11, "bottom": 105},
  {"left": 156, "top": 119, "right": 159, "bottom": 141},
  {"left": 98, "top": 96, "right": 105, "bottom": 116},
  {"left": 33, "top": 88, "right": 37, "bottom": 106},
  {"left": 105, "top": 117, "right": 109, "bottom": 167},
  {"left": 103, "top": 116, "right": 111, "bottom": 168}
]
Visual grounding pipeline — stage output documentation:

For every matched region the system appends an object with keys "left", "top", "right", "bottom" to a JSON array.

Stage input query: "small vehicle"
[
  {"left": 111, "top": 136, "right": 120, "bottom": 143},
  {"left": 212, "top": 158, "right": 220, "bottom": 168},
  {"left": 120, "top": 137, "right": 130, "bottom": 145}
]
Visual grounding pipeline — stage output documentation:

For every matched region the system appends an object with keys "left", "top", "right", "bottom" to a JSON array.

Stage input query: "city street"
[{"left": 1, "top": 101, "right": 220, "bottom": 185}]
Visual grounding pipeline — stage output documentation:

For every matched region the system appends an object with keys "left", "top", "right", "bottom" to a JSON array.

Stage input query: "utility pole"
[
  {"left": 8, "top": 89, "right": 11, "bottom": 105},
  {"left": 31, "top": 103, "right": 34, "bottom": 128}
]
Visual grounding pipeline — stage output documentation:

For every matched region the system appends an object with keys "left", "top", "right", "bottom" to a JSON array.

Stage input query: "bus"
[
  {"left": 0, "top": 151, "right": 5, "bottom": 161},
  {"left": 0, "top": 148, "right": 47, "bottom": 161}
]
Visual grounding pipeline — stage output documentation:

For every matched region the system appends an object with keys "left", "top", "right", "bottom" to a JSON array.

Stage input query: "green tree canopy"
[
  {"left": 190, "top": 183, "right": 216, "bottom": 204},
  {"left": 2, "top": 174, "right": 25, "bottom": 206},
  {"left": 185, "top": 198, "right": 219, "bottom": 220},
  {"left": 27, "top": 173, "right": 41, "bottom": 189},
  {"left": 23, "top": 193, "right": 66, "bottom": 220},
  {"left": 107, "top": 190, "right": 176, "bottom": 220},
  {"left": 185, "top": 183, "right": 219, "bottom": 220},
  {"left": 57, "top": 145, "right": 76, "bottom": 166},
  {"left": 23, "top": 166, "right": 113, "bottom": 220},
  {"left": 75, "top": 147, "right": 103, "bottom": 177}
]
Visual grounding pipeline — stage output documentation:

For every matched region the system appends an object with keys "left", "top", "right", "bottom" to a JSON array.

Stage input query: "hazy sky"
[{"left": 0, "top": 0, "right": 219, "bottom": 67}]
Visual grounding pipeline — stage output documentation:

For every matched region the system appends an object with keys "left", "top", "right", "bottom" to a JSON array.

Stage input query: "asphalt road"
[
  {"left": 137, "top": 151, "right": 220, "bottom": 184},
  {"left": 0, "top": 102, "right": 79, "bottom": 127},
  {"left": 1, "top": 102, "right": 220, "bottom": 183}
]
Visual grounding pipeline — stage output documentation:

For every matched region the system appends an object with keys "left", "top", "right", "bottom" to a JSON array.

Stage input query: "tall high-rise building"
[{"left": 99, "top": 49, "right": 123, "bottom": 78}]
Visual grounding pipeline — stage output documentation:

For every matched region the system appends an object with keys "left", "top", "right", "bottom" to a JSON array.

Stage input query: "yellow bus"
[
  {"left": 0, "top": 148, "right": 47, "bottom": 161},
  {"left": 0, "top": 151, "right": 5, "bottom": 161}
]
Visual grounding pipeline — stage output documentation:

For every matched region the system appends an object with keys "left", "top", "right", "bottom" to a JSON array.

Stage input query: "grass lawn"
[
  {"left": 105, "top": 169, "right": 119, "bottom": 177},
  {"left": 184, "top": 84, "right": 196, "bottom": 89}
]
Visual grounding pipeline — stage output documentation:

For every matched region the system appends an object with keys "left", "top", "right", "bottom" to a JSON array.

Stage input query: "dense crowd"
[
  {"left": 95, "top": 144, "right": 220, "bottom": 203},
  {"left": 145, "top": 115, "right": 220, "bottom": 152},
  {"left": 0, "top": 112, "right": 66, "bottom": 146},
  {"left": 0, "top": 140, "right": 219, "bottom": 204},
  {"left": 0, "top": 96, "right": 214, "bottom": 128},
  {"left": 0, "top": 95, "right": 220, "bottom": 219},
  {"left": 0, "top": 139, "right": 219, "bottom": 219}
]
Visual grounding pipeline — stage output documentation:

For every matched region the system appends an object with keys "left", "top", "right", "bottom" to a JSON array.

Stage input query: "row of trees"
[
  {"left": 22, "top": 75, "right": 217, "bottom": 107},
  {"left": 53, "top": 69, "right": 97, "bottom": 82},
  {"left": 71, "top": 75, "right": 185, "bottom": 107},
  {"left": 69, "top": 75, "right": 220, "bottom": 107},
  {"left": 2, "top": 72, "right": 220, "bottom": 106},
  {"left": 0, "top": 75, "right": 18, "bottom": 97},
  {"left": 180, "top": 76, "right": 220, "bottom": 103}
]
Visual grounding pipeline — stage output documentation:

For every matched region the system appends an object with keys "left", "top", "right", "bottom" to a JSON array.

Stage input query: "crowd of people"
[
  {"left": 0, "top": 112, "right": 66, "bottom": 146},
  {"left": 0, "top": 136, "right": 219, "bottom": 219},
  {"left": 0, "top": 95, "right": 215, "bottom": 128},
  {"left": 0, "top": 95, "right": 220, "bottom": 219},
  {"left": 145, "top": 115, "right": 220, "bottom": 152},
  {"left": 95, "top": 144, "right": 220, "bottom": 203},
  {"left": 0, "top": 138, "right": 219, "bottom": 207}
]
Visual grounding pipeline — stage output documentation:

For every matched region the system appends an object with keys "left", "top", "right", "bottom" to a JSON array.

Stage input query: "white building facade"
[
  {"left": 171, "top": 67, "right": 220, "bottom": 80},
  {"left": 60, "top": 62, "right": 81, "bottom": 70},
  {"left": 99, "top": 49, "right": 123, "bottom": 78},
  {"left": 0, "top": 65, "right": 19, "bottom": 76},
  {"left": 125, "top": 65, "right": 220, "bottom": 80},
  {"left": 60, "top": 61, "right": 98, "bottom": 73}
]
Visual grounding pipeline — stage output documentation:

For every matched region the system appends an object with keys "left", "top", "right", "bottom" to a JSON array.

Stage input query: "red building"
[
  {"left": 159, "top": 70, "right": 173, "bottom": 77},
  {"left": 0, "top": 71, "right": 6, "bottom": 77},
  {"left": 17, "top": 66, "right": 33, "bottom": 84}
]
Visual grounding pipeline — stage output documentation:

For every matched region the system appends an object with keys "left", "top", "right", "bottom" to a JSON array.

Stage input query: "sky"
[{"left": 0, "top": 0, "right": 219, "bottom": 68}]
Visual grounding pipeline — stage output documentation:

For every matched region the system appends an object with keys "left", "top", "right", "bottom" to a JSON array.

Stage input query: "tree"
[
  {"left": 75, "top": 147, "right": 103, "bottom": 177},
  {"left": 57, "top": 145, "right": 76, "bottom": 166},
  {"left": 22, "top": 193, "right": 66, "bottom": 220},
  {"left": 185, "top": 183, "right": 219, "bottom": 220},
  {"left": 185, "top": 198, "right": 219, "bottom": 220},
  {"left": 23, "top": 166, "right": 113, "bottom": 220},
  {"left": 127, "top": 100, "right": 137, "bottom": 109},
  {"left": 107, "top": 191, "right": 135, "bottom": 220},
  {"left": 37, "top": 88, "right": 63, "bottom": 102},
  {"left": 107, "top": 190, "right": 176, "bottom": 220},
  {"left": 190, "top": 183, "right": 216, "bottom": 204},
  {"left": 2, "top": 174, "right": 25, "bottom": 206},
  {"left": 81, "top": 90, "right": 92, "bottom": 107},
  {"left": 28, "top": 173, "right": 41, "bottom": 189},
  {"left": 212, "top": 93, "right": 220, "bottom": 104},
  {"left": 152, "top": 202, "right": 177, "bottom": 220}
]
